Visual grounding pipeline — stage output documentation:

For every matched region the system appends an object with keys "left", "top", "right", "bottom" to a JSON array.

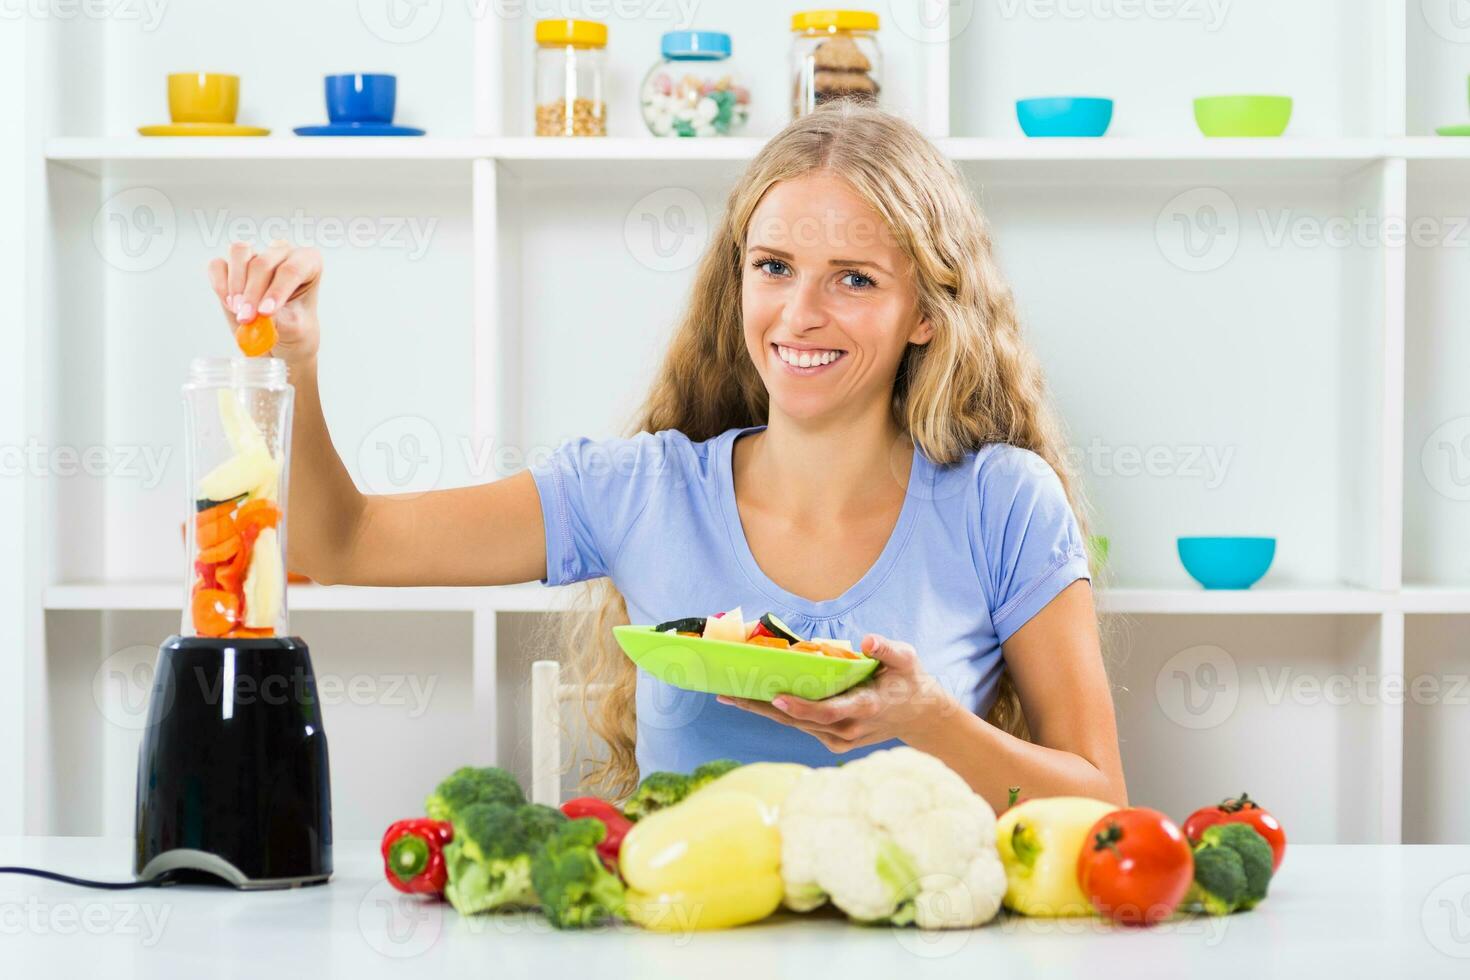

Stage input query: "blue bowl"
[
  {"left": 1016, "top": 97, "right": 1113, "bottom": 137},
  {"left": 325, "top": 73, "right": 396, "bottom": 124},
  {"left": 1177, "top": 537, "right": 1276, "bottom": 590}
]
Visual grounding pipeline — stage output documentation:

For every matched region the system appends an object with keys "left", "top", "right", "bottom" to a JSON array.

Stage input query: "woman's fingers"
[
  {"left": 775, "top": 689, "right": 879, "bottom": 725},
  {"left": 258, "top": 247, "right": 322, "bottom": 316},
  {"left": 862, "top": 634, "right": 919, "bottom": 670},
  {"left": 235, "top": 244, "right": 292, "bottom": 323},
  {"left": 716, "top": 695, "right": 847, "bottom": 735},
  {"left": 225, "top": 241, "right": 252, "bottom": 306},
  {"left": 206, "top": 257, "right": 229, "bottom": 309}
]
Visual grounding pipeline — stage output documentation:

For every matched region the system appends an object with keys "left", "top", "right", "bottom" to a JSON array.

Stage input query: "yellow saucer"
[{"left": 138, "top": 122, "right": 271, "bottom": 137}]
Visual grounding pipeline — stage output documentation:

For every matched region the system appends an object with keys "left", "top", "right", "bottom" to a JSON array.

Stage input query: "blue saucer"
[{"left": 293, "top": 122, "right": 425, "bottom": 137}]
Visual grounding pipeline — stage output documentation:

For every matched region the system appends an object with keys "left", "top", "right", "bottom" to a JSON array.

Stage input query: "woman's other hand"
[{"left": 716, "top": 634, "right": 961, "bottom": 753}]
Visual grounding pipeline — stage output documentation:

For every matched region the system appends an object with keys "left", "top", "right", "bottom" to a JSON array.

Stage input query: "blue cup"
[{"left": 325, "top": 73, "right": 396, "bottom": 124}]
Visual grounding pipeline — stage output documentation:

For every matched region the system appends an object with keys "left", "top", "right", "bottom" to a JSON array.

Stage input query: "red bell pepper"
[
  {"left": 560, "top": 797, "right": 632, "bottom": 872},
  {"left": 380, "top": 818, "right": 454, "bottom": 895}
]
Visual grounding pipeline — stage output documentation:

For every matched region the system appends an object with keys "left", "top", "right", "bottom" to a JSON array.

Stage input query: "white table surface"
[{"left": 2, "top": 838, "right": 1468, "bottom": 978}]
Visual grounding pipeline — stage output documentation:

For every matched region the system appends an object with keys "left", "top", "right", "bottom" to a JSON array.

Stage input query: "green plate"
[
  {"left": 1435, "top": 125, "right": 1470, "bottom": 137},
  {"left": 612, "top": 625, "right": 879, "bottom": 702}
]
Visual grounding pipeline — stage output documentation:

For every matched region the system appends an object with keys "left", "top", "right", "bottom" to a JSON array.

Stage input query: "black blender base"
[{"left": 135, "top": 635, "right": 333, "bottom": 888}]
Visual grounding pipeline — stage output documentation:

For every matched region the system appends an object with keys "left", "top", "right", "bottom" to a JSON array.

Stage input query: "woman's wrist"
[{"left": 901, "top": 687, "right": 970, "bottom": 755}]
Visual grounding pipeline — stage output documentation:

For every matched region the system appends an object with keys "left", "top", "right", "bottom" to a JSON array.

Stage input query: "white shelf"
[
  {"left": 43, "top": 581, "right": 570, "bottom": 613},
  {"left": 49, "top": 581, "right": 1470, "bottom": 616},
  {"left": 47, "top": 135, "right": 1470, "bottom": 188},
  {"left": 1097, "top": 587, "right": 1390, "bottom": 615}
]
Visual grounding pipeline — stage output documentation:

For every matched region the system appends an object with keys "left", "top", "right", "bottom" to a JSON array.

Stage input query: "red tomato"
[
  {"left": 1182, "top": 793, "right": 1286, "bottom": 872},
  {"left": 1077, "top": 808, "right": 1194, "bottom": 926}
]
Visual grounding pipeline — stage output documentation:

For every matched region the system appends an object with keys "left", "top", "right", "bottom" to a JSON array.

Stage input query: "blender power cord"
[{"left": 0, "top": 867, "right": 182, "bottom": 889}]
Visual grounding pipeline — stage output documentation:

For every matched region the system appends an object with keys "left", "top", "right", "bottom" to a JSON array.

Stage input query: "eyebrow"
[{"left": 747, "top": 245, "right": 892, "bottom": 276}]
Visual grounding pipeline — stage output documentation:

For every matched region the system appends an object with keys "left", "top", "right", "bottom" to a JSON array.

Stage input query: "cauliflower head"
[{"left": 778, "top": 747, "right": 1007, "bottom": 929}]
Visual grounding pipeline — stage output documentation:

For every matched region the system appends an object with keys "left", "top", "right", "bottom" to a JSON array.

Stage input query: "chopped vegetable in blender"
[{"left": 188, "top": 389, "right": 286, "bottom": 638}]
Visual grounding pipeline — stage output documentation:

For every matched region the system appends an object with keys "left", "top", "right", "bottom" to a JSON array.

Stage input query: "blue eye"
[
  {"left": 755, "top": 258, "right": 790, "bottom": 277},
  {"left": 841, "top": 271, "right": 876, "bottom": 289}
]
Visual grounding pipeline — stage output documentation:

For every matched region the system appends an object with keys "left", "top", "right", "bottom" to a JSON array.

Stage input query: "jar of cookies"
[
  {"left": 534, "top": 18, "right": 607, "bottom": 137},
  {"left": 790, "top": 10, "right": 881, "bottom": 118},
  {"left": 641, "top": 31, "right": 750, "bottom": 137}
]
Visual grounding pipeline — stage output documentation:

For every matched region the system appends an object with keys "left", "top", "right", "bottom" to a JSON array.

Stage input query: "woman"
[{"left": 207, "top": 105, "right": 1126, "bottom": 814}]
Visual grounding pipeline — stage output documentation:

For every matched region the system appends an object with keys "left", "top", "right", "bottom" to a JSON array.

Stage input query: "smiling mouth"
[{"left": 772, "top": 343, "right": 847, "bottom": 374}]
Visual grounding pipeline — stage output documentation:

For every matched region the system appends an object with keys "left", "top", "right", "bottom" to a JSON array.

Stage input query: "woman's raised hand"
[{"left": 207, "top": 241, "right": 323, "bottom": 364}]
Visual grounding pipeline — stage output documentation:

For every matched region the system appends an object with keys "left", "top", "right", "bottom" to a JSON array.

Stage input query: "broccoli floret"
[
  {"left": 1200, "top": 823, "right": 1273, "bottom": 909},
  {"left": 425, "top": 766, "right": 525, "bottom": 824},
  {"left": 688, "top": 758, "right": 740, "bottom": 792},
  {"left": 530, "top": 818, "right": 626, "bottom": 929},
  {"left": 1185, "top": 840, "right": 1248, "bottom": 915},
  {"left": 623, "top": 771, "right": 691, "bottom": 822},
  {"left": 443, "top": 802, "right": 566, "bottom": 914}
]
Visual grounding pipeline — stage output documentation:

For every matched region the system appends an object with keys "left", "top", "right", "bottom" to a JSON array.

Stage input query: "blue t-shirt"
[{"left": 528, "top": 424, "right": 1090, "bottom": 777}]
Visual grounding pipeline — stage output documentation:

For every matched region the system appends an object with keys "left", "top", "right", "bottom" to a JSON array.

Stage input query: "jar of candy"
[
  {"left": 789, "top": 10, "right": 882, "bottom": 119},
  {"left": 641, "top": 31, "right": 749, "bottom": 137},
  {"left": 534, "top": 18, "right": 607, "bottom": 136}
]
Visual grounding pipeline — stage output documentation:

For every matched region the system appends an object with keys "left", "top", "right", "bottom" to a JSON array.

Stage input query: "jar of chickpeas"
[{"left": 534, "top": 18, "right": 607, "bottom": 137}]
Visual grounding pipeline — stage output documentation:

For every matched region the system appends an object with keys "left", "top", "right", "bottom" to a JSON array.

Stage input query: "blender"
[{"left": 134, "top": 356, "right": 332, "bottom": 888}]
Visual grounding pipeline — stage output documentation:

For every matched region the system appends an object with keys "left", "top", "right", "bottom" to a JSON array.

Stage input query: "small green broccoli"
[
  {"left": 1185, "top": 844, "right": 1248, "bottom": 915},
  {"left": 688, "top": 758, "right": 740, "bottom": 792},
  {"left": 443, "top": 802, "right": 566, "bottom": 914},
  {"left": 530, "top": 818, "right": 626, "bottom": 929},
  {"left": 623, "top": 759, "right": 740, "bottom": 821},
  {"left": 1184, "top": 822, "right": 1273, "bottom": 915},
  {"left": 622, "top": 771, "right": 690, "bottom": 822},
  {"left": 425, "top": 766, "right": 525, "bottom": 824},
  {"left": 1201, "top": 823, "right": 1273, "bottom": 909}
]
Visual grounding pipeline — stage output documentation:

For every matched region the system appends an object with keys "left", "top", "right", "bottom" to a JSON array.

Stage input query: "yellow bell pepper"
[
  {"left": 995, "top": 796, "right": 1116, "bottom": 916},
  {"left": 619, "top": 786, "right": 783, "bottom": 932},
  {"left": 685, "top": 762, "right": 809, "bottom": 818}
]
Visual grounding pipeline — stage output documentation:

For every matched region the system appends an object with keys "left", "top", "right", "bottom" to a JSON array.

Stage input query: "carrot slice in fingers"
[{"left": 234, "top": 314, "right": 277, "bottom": 358}]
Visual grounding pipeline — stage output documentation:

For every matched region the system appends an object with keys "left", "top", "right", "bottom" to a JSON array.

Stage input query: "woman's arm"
[
  {"left": 907, "top": 581, "right": 1127, "bottom": 810},
  {"left": 718, "top": 580, "right": 1126, "bottom": 814},
  {"left": 208, "top": 243, "right": 549, "bottom": 588}
]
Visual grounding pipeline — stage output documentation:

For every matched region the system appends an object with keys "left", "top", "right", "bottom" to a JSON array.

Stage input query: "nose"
[{"left": 782, "top": 273, "right": 829, "bottom": 333}]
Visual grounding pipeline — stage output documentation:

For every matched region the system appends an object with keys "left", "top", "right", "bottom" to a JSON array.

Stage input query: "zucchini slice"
[
  {"left": 759, "top": 613, "right": 803, "bottom": 644},
  {"left": 654, "top": 616, "right": 707, "bottom": 635}
]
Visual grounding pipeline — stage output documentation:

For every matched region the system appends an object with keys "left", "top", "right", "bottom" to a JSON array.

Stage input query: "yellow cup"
[{"left": 167, "top": 73, "right": 239, "bottom": 124}]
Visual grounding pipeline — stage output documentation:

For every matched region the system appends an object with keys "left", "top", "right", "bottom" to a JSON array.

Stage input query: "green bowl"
[
  {"left": 1193, "top": 95, "right": 1292, "bottom": 137},
  {"left": 612, "top": 625, "right": 879, "bottom": 702}
]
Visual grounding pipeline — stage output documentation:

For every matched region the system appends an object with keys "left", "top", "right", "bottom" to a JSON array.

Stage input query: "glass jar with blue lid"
[{"left": 641, "top": 30, "right": 749, "bottom": 137}]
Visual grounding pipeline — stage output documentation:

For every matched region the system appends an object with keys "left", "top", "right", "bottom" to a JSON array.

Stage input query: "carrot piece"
[
  {"left": 196, "top": 512, "right": 237, "bottom": 551},
  {"left": 234, "top": 314, "right": 277, "bottom": 358},
  {"left": 791, "top": 641, "right": 823, "bottom": 653},
  {"left": 192, "top": 588, "right": 239, "bottom": 637},
  {"left": 197, "top": 532, "right": 241, "bottom": 565},
  {"left": 195, "top": 498, "right": 238, "bottom": 529},
  {"left": 816, "top": 643, "right": 863, "bottom": 660},
  {"left": 747, "top": 635, "right": 792, "bottom": 649},
  {"left": 234, "top": 499, "right": 280, "bottom": 539}
]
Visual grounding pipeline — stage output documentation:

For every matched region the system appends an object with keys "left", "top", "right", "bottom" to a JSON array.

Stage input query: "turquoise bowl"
[
  {"left": 1016, "top": 97, "right": 1113, "bottom": 137},
  {"left": 1177, "top": 536, "right": 1276, "bottom": 589}
]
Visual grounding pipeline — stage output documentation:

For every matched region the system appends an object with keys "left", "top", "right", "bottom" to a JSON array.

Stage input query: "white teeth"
[{"left": 776, "top": 344, "right": 842, "bottom": 368}]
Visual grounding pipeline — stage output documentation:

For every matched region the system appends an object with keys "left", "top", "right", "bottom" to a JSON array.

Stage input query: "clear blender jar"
[{"left": 181, "top": 356, "right": 293, "bottom": 638}]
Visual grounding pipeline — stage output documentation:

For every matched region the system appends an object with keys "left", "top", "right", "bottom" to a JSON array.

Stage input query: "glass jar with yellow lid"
[
  {"left": 790, "top": 9, "right": 881, "bottom": 118},
  {"left": 534, "top": 18, "right": 607, "bottom": 136}
]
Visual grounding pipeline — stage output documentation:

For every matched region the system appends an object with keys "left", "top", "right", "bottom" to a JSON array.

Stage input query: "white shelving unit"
[{"left": 7, "top": 0, "right": 1467, "bottom": 843}]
